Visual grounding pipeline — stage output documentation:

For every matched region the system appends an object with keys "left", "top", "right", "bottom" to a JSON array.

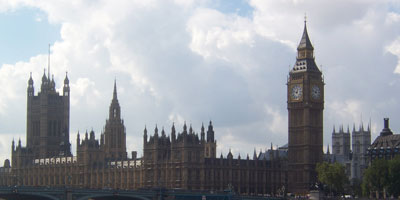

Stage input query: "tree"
[
  {"left": 362, "top": 158, "right": 389, "bottom": 198},
  {"left": 388, "top": 156, "right": 400, "bottom": 197},
  {"left": 316, "top": 162, "right": 348, "bottom": 196}
]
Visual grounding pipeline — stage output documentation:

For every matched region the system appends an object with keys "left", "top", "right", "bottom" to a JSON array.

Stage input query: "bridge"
[{"left": 0, "top": 186, "right": 283, "bottom": 200}]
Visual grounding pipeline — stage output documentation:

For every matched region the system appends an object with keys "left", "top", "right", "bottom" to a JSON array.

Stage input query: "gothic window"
[{"left": 113, "top": 108, "right": 117, "bottom": 118}]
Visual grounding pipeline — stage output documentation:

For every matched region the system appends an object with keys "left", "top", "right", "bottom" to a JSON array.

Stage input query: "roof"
[
  {"left": 370, "top": 134, "right": 400, "bottom": 149},
  {"left": 297, "top": 22, "right": 314, "bottom": 50}
]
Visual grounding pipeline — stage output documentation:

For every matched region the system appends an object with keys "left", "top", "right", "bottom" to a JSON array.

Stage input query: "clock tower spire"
[{"left": 287, "top": 20, "right": 324, "bottom": 193}]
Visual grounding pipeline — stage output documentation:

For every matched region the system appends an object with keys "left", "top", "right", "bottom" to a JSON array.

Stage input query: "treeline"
[
  {"left": 316, "top": 157, "right": 400, "bottom": 198},
  {"left": 362, "top": 157, "right": 400, "bottom": 198}
]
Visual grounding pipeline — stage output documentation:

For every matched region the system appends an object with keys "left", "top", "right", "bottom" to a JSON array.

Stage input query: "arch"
[{"left": 77, "top": 194, "right": 151, "bottom": 200}]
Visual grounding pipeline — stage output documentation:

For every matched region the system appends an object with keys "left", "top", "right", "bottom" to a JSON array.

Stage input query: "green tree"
[
  {"left": 388, "top": 156, "right": 400, "bottom": 197},
  {"left": 316, "top": 162, "right": 348, "bottom": 196},
  {"left": 362, "top": 158, "right": 389, "bottom": 198}
]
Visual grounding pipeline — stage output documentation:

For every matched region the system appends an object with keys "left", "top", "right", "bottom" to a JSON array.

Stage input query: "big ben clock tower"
[{"left": 287, "top": 20, "right": 324, "bottom": 193}]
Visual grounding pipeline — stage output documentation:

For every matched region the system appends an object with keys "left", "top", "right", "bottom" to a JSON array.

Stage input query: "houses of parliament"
[{"left": 0, "top": 22, "right": 323, "bottom": 195}]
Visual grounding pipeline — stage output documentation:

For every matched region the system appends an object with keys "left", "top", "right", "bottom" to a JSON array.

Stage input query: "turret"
[
  {"left": 27, "top": 72, "right": 34, "bottom": 97},
  {"left": 77, "top": 131, "right": 80, "bottom": 146},
  {"left": 50, "top": 75, "right": 55, "bottom": 91},
  {"left": 183, "top": 122, "right": 187, "bottom": 135},
  {"left": 171, "top": 123, "right": 176, "bottom": 142},
  {"left": 63, "top": 72, "right": 70, "bottom": 97},
  {"left": 200, "top": 123, "right": 205, "bottom": 142},
  {"left": 41, "top": 69, "right": 48, "bottom": 92},
  {"left": 207, "top": 121, "right": 214, "bottom": 142},
  {"left": 90, "top": 130, "right": 95, "bottom": 140},
  {"left": 154, "top": 125, "right": 159, "bottom": 137}
]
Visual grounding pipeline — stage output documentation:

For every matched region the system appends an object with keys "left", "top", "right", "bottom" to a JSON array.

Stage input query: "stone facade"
[
  {"left": 331, "top": 124, "right": 371, "bottom": 182},
  {"left": 0, "top": 75, "right": 287, "bottom": 196}
]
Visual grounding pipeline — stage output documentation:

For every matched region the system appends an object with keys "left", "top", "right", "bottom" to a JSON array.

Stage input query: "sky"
[{"left": 0, "top": 0, "right": 400, "bottom": 163}]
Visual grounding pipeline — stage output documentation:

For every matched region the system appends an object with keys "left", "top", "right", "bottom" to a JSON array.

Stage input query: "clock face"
[
  {"left": 291, "top": 84, "right": 302, "bottom": 100},
  {"left": 311, "top": 85, "right": 321, "bottom": 99}
]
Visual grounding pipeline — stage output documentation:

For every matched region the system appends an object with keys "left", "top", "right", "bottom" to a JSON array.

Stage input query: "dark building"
[
  {"left": 287, "top": 20, "right": 324, "bottom": 193},
  {"left": 12, "top": 70, "right": 71, "bottom": 170},
  {"left": 367, "top": 118, "right": 400, "bottom": 161},
  {"left": 0, "top": 21, "right": 325, "bottom": 195}
]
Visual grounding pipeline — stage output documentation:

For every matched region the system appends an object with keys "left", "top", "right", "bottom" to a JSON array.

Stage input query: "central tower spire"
[{"left": 102, "top": 80, "right": 127, "bottom": 160}]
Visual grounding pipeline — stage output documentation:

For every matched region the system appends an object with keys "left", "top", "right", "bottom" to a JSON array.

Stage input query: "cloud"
[
  {"left": 0, "top": 0, "right": 400, "bottom": 162},
  {"left": 387, "top": 37, "right": 400, "bottom": 74}
]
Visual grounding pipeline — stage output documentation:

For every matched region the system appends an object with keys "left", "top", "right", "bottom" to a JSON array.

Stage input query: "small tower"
[
  {"left": 102, "top": 80, "right": 127, "bottom": 161},
  {"left": 200, "top": 123, "right": 205, "bottom": 142},
  {"left": 63, "top": 72, "right": 70, "bottom": 97},
  {"left": 143, "top": 126, "right": 148, "bottom": 144},
  {"left": 204, "top": 121, "right": 216, "bottom": 158}
]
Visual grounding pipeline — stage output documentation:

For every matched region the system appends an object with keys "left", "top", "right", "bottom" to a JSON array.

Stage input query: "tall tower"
[
  {"left": 101, "top": 80, "right": 127, "bottom": 160},
  {"left": 26, "top": 71, "right": 71, "bottom": 158},
  {"left": 287, "top": 20, "right": 324, "bottom": 193}
]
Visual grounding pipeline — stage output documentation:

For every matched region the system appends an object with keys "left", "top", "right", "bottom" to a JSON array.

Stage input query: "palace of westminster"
[{"left": 2, "top": 21, "right": 384, "bottom": 195}]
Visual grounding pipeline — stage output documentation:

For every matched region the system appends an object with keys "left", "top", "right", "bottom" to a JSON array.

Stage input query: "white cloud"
[
  {"left": 387, "top": 37, "right": 400, "bottom": 74},
  {"left": 0, "top": 0, "right": 399, "bottom": 162}
]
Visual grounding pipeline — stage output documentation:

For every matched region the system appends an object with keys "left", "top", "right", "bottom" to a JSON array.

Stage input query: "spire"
[
  {"left": 77, "top": 131, "right": 80, "bottom": 145},
  {"left": 109, "top": 80, "right": 121, "bottom": 120},
  {"left": 154, "top": 124, "right": 158, "bottom": 136},
  {"left": 297, "top": 19, "right": 314, "bottom": 51},
  {"left": 47, "top": 44, "right": 51, "bottom": 79},
  {"left": 171, "top": 122, "right": 176, "bottom": 141},
  {"left": 327, "top": 144, "right": 330, "bottom": 155},
  {"left": 28, "top": 72, "right": 33, "bottom": 85},
  {"left": 161, "top": 127, "right": 166, "bottom": 137},
  {"left": 347, "top": 125, "right": 350, "bottom": 133},
  {"left": 253, "top": 148, "right": 257, "bottom": 160},
  {"left": 333, "top": 125, "right": 335, "bottom": 134},
  {"left": 183, "top": 121, "right": 187, "bottom": 133},
  {"left": 42, "top": 68, "right": 48, "bottom": 83},
  {"left": 200, "top": 122, "right": 205, "bottom": 141},
  {"left": 189, "top": 124, "right": 193, "bottom": 134},
  {"left": 113, "top": 78, "right": 118, "bottom": 100},
  {"left": 64, "top": 72, "right": 69, "bottom": 85}
]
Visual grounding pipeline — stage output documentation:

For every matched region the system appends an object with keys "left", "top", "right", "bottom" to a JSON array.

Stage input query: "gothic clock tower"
[{"left": 287, "top": 21, "right": 324, "bottom": 193}]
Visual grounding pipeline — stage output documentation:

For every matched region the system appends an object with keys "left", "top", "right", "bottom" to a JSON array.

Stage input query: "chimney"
[{"left": 380, "top": 118, "right": 393, "bottom": 137}]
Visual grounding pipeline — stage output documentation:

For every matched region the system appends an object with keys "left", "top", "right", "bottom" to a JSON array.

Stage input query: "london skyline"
[{"left": 0, "top": 0, "right": 400, "bottom": 163}]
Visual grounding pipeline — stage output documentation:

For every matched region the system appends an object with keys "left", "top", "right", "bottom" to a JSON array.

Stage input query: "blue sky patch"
[
  {"left": 0, "top": 7, "right": 61, "bottom": 65},
  {"left": 210, "top": 0, "right": 254, "bottom": 18}
]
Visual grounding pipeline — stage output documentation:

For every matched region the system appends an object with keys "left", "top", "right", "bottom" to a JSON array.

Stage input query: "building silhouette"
[{"left": 0, "top": 21, "right": 325, "bottom": 195}]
